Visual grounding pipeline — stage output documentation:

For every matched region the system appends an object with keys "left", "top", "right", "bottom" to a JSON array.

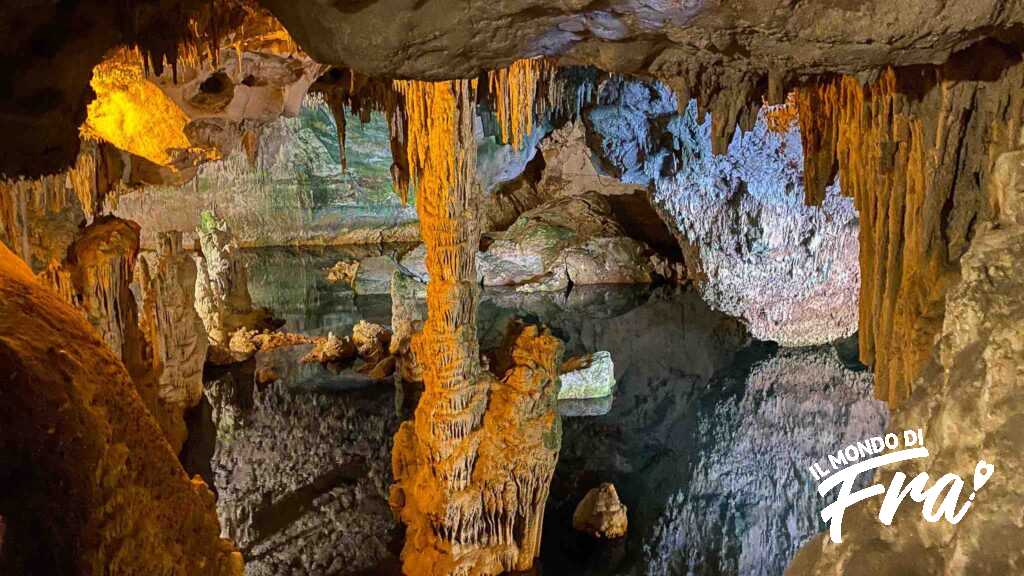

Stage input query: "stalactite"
[
  {"left": 311, "top": 68, "right": 410, "bottom": 200},
  {"left": 486, "top": 58, "right": 553, "bottom": 150},
  {"left": 0, "top": 142, "right": 121, "bottom": 268},
  {"left": 795, "top": 46, "right": 1024, "bottom": 406},
  {"left": 762, "top": 93, "right": 799, "bottom": 134}
]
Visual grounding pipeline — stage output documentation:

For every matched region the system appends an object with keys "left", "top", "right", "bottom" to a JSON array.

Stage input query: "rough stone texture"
[
  {"left": 645, "top": 347, "right": 887, "bottom": 576},
  {"left": 479, "top": 192, "right": 655, "bottom": 290},
  {"left": 796, "top": 53, "right": 1024, "bottom": 406},
  {"left": 114, "top": 99, "right": 420, "bottom": 250},
  {"left": 559, "top": 351, "right": 615, "bottom": 400},
  {"left": 39, "top": 217, "right": 147, "bottom": 374},
  {"left": 785, "top": 137, "right": 1024, "bottom": 576},
  {"left": 351, "top": 255, "right": 400, "bottom": 295},
  {"left": 389, "top": 269, "right": 427, "bottom": 385},
  {"left": 262, "top": 0, "right": 1024, "bottom": 85},
  {"left": 137, "top": 230, "right": 211, "bottom": 450},
  {"left": 0, "top": 141, "right": 124, "bottom": 273},
  {"left": 194, "top": 214, "right": 276, "bottom": 359},
  {"left": 300, "top": 331, "right": 356, "bottom": 365},
  {"left": 206, "top": 369, "right": 400, "bottom": 576},
  {"left": 573, "top": 483, "right": 629, "bottom": 539},
  {"left": 388, "top": 80, "right": 562, "bottom": 576},
  {"left": 587, "top": 77, "right": 860, "bottom": 346},
  {"left": 0, "top": 242, "right": 242, "bottom": 576}
]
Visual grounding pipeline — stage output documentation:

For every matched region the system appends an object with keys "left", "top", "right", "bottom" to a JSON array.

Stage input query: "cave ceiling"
[{"left": 4, "top": 0, "right": 1024, "bottom": 178}]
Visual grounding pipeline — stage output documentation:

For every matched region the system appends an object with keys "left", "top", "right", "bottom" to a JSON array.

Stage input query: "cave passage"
[{"left": 2, "top": 2, "right": 1024, "bottom": 576}]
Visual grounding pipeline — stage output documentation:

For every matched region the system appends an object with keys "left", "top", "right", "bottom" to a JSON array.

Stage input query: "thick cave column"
[{"left": 388, "top": 77, "right": 562, "bottom": 576}]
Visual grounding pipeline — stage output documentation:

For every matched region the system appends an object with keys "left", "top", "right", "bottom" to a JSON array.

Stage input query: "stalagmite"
[
  {"left": 388, "top": 78, "right": 562, "bottom": 576},
  {"left": 795, "top": 49, "right": 1024, "bottom": 406},
  {"left": 137, "top": 231, "right": 210, "bottom": 449},
  {"left": 194, "top": 212, "right": 275, "bottom": 362}
]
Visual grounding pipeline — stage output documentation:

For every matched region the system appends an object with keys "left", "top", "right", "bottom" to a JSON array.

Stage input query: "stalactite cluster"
[
  {"left": 486, "top": 58, "right": 553, "bottom": 150},
  {"left": 0, "top": 142, "right": 123, "bottom": 268},
  {"left": 795, "top": 47, "right": 1024, "bottom": 406},
  {"left": 388, "top": 78, "right": 562, "bottom": 576},
  {"left": 310, "top": 68, "right": 410, "bottom": 196}
]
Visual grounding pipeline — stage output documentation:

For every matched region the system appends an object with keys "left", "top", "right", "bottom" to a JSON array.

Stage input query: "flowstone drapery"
[{"left": 388, "top": 78, "right": 562, "bottom": 576}]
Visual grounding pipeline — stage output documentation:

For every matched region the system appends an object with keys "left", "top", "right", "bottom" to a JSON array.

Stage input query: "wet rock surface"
[{"left": 202, "top": 370, "right": 402, "bottom": 576}]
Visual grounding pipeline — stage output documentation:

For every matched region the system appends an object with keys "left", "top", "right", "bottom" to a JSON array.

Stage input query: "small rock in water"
[
  {"left": 559, "top": 351, "right": 615, "bottom": 399},
  {"left": 573, "top": 482, "right": 628, "bottom": 539},
  {"left": 351, "top": 256, "right": 399, "bottom": 295}
]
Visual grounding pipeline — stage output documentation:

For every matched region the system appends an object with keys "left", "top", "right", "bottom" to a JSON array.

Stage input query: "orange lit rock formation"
[
  {"left": 0, "top": 242, "right": 242, "bottom": 576},
  {"left": 388, "top": 79, "right": 562, "bottom": 576},
  {"left": 795, "top": 48, "right": 1024, "bottom": 406}
]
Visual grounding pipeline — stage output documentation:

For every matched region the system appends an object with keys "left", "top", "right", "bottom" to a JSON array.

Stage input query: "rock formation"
[
  {"left": 573, "top": 483, "right": 629, "bottom": 539},
  {"left": 786, "top": 126, "right": 1024, "bottom": 576},
  {"left": 137, "top": 230, "right": 211, "bottom": 450},
  {"left": 390, "top": 269, "right": 427, "bottom": 386},
  {"left": 194, "top": 213, "right": 276, "bottom": 361},
  {"left": 581, "top": 77, "right": 860, "bottom": 347},
  {"left": 205, "top": 366, "right": 400, "bottom": 575},
  {"left": 0, "top": 242, "right": 242, "bottom": 575},
  {"left": 644, "top": 347, "right": 887, "bottom": 576},
  {"left": 559, "top": 351, "right": 615, "bottom": 400},
  {"left": 0, "top": 141, "right": 124, "bottom": 272},
  {"left": 795, "top": 54, "right": 1024, "bottom": 406},
  {"left": 40, "top": 217, "right": 147, "bottom": 374},
  {"left": 388, "top": 78, "right": 563, "bottom": 576}
]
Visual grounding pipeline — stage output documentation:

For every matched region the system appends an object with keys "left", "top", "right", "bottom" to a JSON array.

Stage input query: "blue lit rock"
[{"left": 559, "top": 351, "right": 615, "bottom": 400}]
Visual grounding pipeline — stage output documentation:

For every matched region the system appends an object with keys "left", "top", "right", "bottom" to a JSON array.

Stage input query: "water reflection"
[{"left": 189, "top": 251, "right": 887, "bottom": 576}]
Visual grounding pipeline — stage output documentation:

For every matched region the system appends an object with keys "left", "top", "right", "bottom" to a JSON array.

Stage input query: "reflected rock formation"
[
  {"left": 645, "top": 347, "right": 887, "bottom": 576},
  {"left": 206, "top": 369, "right": 401, "bottom": 575}
]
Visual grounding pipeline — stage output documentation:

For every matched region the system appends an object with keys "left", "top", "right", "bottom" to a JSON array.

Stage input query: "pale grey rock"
[
  {"left": 562, "top": 237, "right": 653, "bottom": 285},
  {"left": 559, "top": 351, "right": 616, "bottom": 400},
  {"left": 586, "top": 77, "right": 859, "bottom": 346},
  {"left": 644, "top": 347, "right": 888, "bottom": 576},
  {"left": 479, "top": 192, "right": 656, "bottom": 290}
]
